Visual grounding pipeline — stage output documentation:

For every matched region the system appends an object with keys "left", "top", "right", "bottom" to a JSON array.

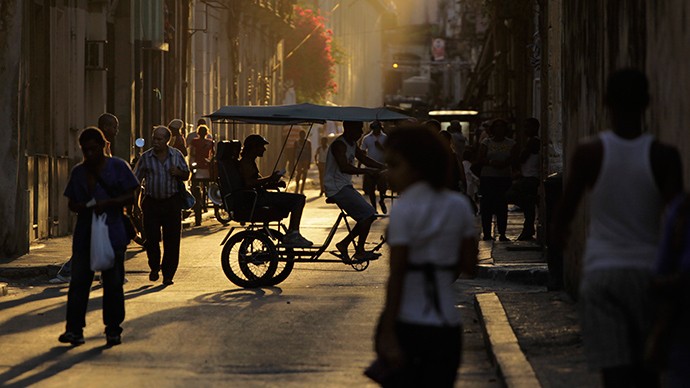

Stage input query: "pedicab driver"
[
  {"left": 326, "top": 121, "right": 385, "bottom": 262},
  {"left": 239, "top": 134, "right": 313, "bottom": 248}
]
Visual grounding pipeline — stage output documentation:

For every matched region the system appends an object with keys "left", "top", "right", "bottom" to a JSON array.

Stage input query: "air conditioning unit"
[{"left": 85, "top": 40, "right": 107, "bottom": 71}]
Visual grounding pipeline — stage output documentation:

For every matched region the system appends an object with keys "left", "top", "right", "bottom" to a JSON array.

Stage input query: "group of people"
[{"left": 55, "top": 68, "right": 688, "bottom": 388}]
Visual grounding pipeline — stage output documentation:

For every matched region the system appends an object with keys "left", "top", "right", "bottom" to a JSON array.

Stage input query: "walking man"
[
  {"left": 326, "top": 121, "right": 385, "bottom": 262},
  {"left": 51, "top": 113, "right": 122, "bottom": 284},
  {"left": 361, "top": 121, "right": 388, "bottom": 213},
  {"left": 554, "top": 69, "right": 683, "bottom": 387},
  {"left": 59, "top": 127, "right": 139, "bottom": 346},
  {"left": 134, "top": 126, "right": 191, "bottom": 286}
]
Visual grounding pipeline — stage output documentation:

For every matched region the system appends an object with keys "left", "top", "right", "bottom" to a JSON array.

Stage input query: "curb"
[
  {"left": 475, "top": 292, "right": 541, "bottom": 388},
  {"left": 0, "top": 265, "right": 60, "bottom": 280},
  {"left": 477, "top": 264, "right": 548, "bottom": 286},
  {"left": 0, "top": 282, "right": 7, "bottom": 297}
]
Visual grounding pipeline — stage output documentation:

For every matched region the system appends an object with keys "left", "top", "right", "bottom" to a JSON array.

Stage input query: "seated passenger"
[{"left": 239, "top": 134, "right": 312, "bottom": 247}]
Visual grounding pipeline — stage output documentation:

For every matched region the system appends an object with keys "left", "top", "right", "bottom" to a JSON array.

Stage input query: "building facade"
[{"left": 0, "top": 0, "right": 295, "bottom": 257}]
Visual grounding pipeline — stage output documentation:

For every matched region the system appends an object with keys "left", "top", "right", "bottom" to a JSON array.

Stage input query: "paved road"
[{"left": 0, "top": 193, "right": 499, "bottom": 387}]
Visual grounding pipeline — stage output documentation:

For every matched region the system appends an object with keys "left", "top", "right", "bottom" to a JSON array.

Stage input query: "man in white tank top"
[
  {"left": 325, "top": 121, "right": 385, "bottom": 262},
  {"left": 554, "top": 69, "right": 683, "bottom": 387}
]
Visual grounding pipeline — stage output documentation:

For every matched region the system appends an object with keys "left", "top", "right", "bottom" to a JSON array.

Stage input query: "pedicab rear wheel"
[
  {"left": 221, "top": 231, "right": 278, "bottom": 288},
  {"left": 262, "top": 228, "right": 294, "bottom": 287}
]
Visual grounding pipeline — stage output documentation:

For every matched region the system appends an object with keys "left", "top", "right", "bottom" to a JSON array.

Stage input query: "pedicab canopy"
[{"left": 206, "top": 103, "right": 412, "bottom": 125}]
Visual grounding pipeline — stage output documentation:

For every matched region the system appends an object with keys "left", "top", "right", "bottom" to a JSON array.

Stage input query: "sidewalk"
[
  {"left": 477, "top": 209, "right": 548, "bottom": 286},
  {"left": 0, "top": 211, "right": 215, "bottom": 281},
  {"left": 474, "top": 210, "right": 597, "bottom": 387}
]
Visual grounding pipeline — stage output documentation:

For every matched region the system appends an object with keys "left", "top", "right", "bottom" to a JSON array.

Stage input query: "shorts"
[
  {"left": 328, "top": 185, "right": 375, "bottom": 222},
  {"left": 578, "top": 268, "right": 656, "bottom": 370}
]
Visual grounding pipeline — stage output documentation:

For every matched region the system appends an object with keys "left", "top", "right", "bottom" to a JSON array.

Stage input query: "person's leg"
[
  {"left": 317, "top": 163, "right": 326, "bottom": 195},
  {"left": 377, "top": 176, "right": 388, "bottom": 214},
  {"left": 331, "top": 186, "right": 376, "bottom": 257},
  {"left": 363, "top": 174, "right": 377, "bottom": 211},
  {"left": 354, "top": 215, "right": 376, "bottom": 254},
  {"left": 101, "top": 251, "right": 125, "bottom": 338},
  {"left": 161, "top": 200, "right": 182, "bottom": 282},
  {"left": 419, "top": 325, "right": 462, "bottom": 388},
  {"left": 495, "top": 177, "right": 511, "bottom": 237},
  {"left": 519, "top": 178, "right": 538, "bottom": 238},
  {"left": 59, "top": 258, "right": 73, "bottom": 277},
  {"left": 65, "top": 250, "right": 94, "bottom": 335},
  {"left": 142, "top": 197, "right": 162, "bottom": 276},
  {"left": 479, "top": 177, "right": 495, "bottom": 239}
]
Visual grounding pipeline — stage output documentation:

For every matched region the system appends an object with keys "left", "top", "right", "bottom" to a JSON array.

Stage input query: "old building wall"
[{"left": 0, "top": 0, "right": 29, "bottom": 257}]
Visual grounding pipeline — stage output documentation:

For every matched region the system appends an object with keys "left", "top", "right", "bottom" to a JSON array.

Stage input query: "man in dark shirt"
[{"left": 239, "top": 134, "right": 312, "bottom": 247}]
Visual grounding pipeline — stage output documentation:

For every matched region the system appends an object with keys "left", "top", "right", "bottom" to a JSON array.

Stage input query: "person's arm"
[
  {"left": 68, "top": 199, "right": 89, "bottom": 213},
  {"left": 456, "top": 237, "right": 478, "bottom": 278},
  {"left": 94, "top": 190, "right": 135, "bottom": 213},
  {"left": 331, "top": 141, "right": 377, "bottom": 175},
  {"left": 240, "top": 161, "right": 280, "bottom": 189},
  {"left": 376, "top": 245, "right": 407, "bottom": 366},
  {"left": 651, "top": 142, "right": 684, "bottom": 204},
  {"left": 355, "top": 146, "right": 385, "bottom": 169},
  {"left": 552, "top": 141, "right": 602, "bottom": 249}
]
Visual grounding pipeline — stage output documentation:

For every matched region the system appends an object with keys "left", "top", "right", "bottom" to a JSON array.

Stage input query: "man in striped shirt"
[{"left": 134, "top": 126, "right": 191, "bottom": 286}]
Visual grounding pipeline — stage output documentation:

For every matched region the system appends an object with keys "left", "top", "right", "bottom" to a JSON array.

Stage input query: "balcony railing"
[{"left": 250, "top": 0, "right": 294, "bottom": 25}]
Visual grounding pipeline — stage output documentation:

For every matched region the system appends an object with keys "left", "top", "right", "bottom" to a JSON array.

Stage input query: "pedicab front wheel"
[{"left": 221, "top": 231, "right": 278, "bottom": 288}]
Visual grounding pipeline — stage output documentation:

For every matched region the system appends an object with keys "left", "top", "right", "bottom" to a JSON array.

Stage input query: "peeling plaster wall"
[{"left": 560, "top": 0, "right": 690, "bottom": 295}]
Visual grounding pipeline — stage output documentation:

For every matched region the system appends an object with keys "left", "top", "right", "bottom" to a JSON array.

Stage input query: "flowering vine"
[{"left": 285, "top": 6, "right": 338, "bottom": 103}]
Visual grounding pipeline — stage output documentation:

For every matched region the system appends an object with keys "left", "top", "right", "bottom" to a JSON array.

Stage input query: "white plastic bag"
[{"left": 90, "top": 212, "right": 115, "bottom": 271}]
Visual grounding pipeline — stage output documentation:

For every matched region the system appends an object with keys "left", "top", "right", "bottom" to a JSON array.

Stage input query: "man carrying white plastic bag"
[{"left": 59, "top": 127, "right": 139, "bottom": 346}]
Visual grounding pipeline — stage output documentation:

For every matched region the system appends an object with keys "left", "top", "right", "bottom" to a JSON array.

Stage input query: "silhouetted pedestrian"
[
  {"left": 370, "top": 125, "right": 477, "bottom": 387},
  {"left": 59, "top": 127, "right": 138, "bottom": 346},
  {"left": 477, "top": 119, "right": 517, "bottom": 241},
  {"left": 554, "top": 69, "right": 683, "bottom": 388},
  {"left": 134, "top": 126, "right": 191, "bottom": 286},
  {"left": 168, "top": 119, "right": 188, "bottom": 157},
  {"left": 646, "top": 193, "right": 690, "bottom": 387},
  {"left": 361, "top": 121, "right": 388, "bottom": 213},
  {"left": 513, "top": 118, "right": 541, "bottom": 241}
]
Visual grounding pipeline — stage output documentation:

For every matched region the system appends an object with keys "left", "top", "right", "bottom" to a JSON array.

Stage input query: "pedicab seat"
[{"left": 216, "top": 140, "right": 290, "bottom": 224}]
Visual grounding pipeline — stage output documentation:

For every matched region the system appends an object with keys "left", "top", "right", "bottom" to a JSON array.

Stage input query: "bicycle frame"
[{"left": 219, "top": 208, "right": 386, "bottom": 263}]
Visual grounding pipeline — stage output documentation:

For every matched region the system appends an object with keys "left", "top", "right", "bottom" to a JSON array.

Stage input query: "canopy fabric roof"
[{"left": 206, "top": 103, "right": 412, "bottom": 125}]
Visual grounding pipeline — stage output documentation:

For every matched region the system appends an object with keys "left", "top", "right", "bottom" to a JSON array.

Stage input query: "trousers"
[
  {"left": 66, "top": 248, "right": 125, "bottom": 336},
  {"left": 143, "top": 195, "right": 182, "bottom": 280}
]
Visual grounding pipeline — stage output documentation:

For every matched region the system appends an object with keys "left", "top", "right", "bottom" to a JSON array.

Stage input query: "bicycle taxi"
[{"left": 206, "top": 103, "right": 410, "bottom": 288}]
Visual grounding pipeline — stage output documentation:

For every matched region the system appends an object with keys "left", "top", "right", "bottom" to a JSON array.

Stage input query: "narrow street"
[{"left": 0, "top": 191, "right": 500, "bottom": 387}]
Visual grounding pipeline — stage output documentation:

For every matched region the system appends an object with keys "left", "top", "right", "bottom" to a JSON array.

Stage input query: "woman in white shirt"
[{"left": 371, "top": 126, "right": 478, "bottom": 387}]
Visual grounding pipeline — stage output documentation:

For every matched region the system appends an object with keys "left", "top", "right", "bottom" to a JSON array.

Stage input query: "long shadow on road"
[{"left": 0, "top": 345, "right": 107, "bottom": 387}]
